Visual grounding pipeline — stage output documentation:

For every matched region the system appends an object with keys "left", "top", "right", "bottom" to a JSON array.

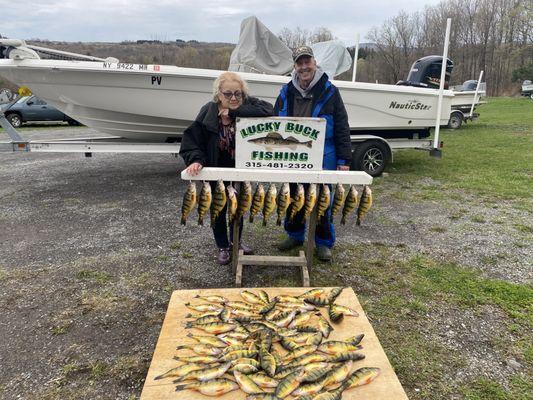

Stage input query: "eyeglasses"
[{"left": 221, "top": 91, "right": 243, "bottom": 100}]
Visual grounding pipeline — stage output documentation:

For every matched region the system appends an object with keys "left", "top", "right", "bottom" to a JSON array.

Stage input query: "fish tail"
[
  {"left": 356, "top": 218, "right": 361, "bottom": 226},
  {"left": 176, "top": 345, "right": 186, "bottom": 350},
  {"left": 198, "top": 217, "right": 203, "bottom": 226},
  {"left": 276, "top": 216, "right": 282, "bottom": 226},
  {"left": 340, "top": 215, "right": 346, "bottom": 225},
  {"left": 181, "top": 217, "right": 186, "bottom": 226},
  {"left": 262, "top": 219, "right": 267, "bottom": 227},
  {"left": 175, "top": 385, "right": 186, "bottom": 392},
  {"left": 249, "top": 214, "right": 254, "bottom": 223}
]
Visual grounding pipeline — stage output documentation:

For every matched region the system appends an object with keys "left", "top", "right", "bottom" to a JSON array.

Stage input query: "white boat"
[
  {"left": 451, "top": 80, "right": 486, "bottom": 111},
  {"left": 0, "top": 36, "right": 453, "bottom": 142}
]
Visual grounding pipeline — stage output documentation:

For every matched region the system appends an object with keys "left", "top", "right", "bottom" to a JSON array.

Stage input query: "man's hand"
[
  {"left": 185, "top": 162, "right": 203, "bottom": 176},
  {"left": 337, "top": 165, "right": 350, "bottom": 171}
]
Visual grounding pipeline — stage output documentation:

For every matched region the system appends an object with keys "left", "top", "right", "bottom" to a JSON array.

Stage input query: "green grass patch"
[
  {"left": 170, "top": 241, "right": 181, "bottom": 250},
  {"left": 461, "top": 375, "right": 533, "bottom": 400},
  {"left": 89, "top": 360, "right": 108, "bottom": 379},
  {"left": 51, "top": 325, "right": 69, "bottom": 336},
  {"left": 514, "top": 223, "right": 533, "bottom": 234},
  {"left": 154, "top": 255, "right": 170, "bottom": 262},
  {"left": 379, "top": 98, "right": 533, "bottom": 211},
  {"left": 407, "top": 255, "right": 532, "bottom": 324},
  {"left": 76, "top": 269, "right": 112, "bottom": 284}
]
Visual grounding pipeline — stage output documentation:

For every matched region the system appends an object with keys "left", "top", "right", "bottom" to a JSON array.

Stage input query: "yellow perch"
[
  {"left": 262, "top": 184, "right": 277, "bottom": 226},
  {"left": 249, "top": 183, "right": 266, "bottom": 223},
  {"left": 210, "top": 179, "right": 227, "bottom": 227},
  {"left": 197, "top": 181, "right": 212, "bottom": 226},
  {"left": 175, "top": 378, "right": 239, "bottom": 396},
  {"left": 341, "top": 185, "right": 358, "bottom": 225},
  {"left": 180, "top": 181, "right": 196, "bottom": 225},
  {"left": 356, "top": 185, "right": 373, "bottom": 225}
]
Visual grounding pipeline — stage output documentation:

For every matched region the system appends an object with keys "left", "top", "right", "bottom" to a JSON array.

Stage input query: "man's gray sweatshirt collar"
[{"left": 291, "top": 66, "right": 325, "bottom": 98}]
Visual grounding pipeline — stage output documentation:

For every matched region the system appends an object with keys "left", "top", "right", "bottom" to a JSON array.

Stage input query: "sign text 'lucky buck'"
[{"left": 236, "top": 117, "right": 326, "bottom": 170}]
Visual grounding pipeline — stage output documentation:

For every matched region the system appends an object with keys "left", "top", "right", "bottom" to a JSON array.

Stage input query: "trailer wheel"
[
  {"left": 351, "top": 141, "right": 388, "bottom": 177},
  {"left": 6, "top": 113, "right": 22, "bottom": 128},
  {"left": 447, "top": 111, "right": 463, "bottom": 129}
]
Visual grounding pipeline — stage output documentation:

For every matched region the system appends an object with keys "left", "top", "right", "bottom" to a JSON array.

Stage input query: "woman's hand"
[
  {"left": 218, "top": 107, "right": 232, "bottom": 125},
  {"left": 185, "top": 162, "right": 203, "bottom": 176}
]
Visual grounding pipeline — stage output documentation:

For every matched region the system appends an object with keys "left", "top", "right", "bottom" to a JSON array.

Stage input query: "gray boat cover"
[
  {"left": 311, "top": 40, "right": 352, "bottom": 78},
  {"left": 229, "top": 16, "right": 353, "bottom": 79},
  {"left": 229, "top": 16, "right": 293, "bottom": 75}
]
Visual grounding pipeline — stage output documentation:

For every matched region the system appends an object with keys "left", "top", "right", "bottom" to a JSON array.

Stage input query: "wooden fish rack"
[{"left": 181, "top": 168, "right": 372, "bottom": 287}]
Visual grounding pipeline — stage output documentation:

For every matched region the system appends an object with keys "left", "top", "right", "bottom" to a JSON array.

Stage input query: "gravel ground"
[{"left": 0, "top": 127, "right": 531, "bottom": 399}]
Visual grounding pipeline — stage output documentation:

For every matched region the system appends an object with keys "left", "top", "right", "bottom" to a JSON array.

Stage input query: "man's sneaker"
[
  {"left": 239, "top": 243, "right": 254, "bottom": 255},
  {"left": 277, "top": 237, "right": 303, "bottom": 251},
  {"left": 217, "top": 248, "right": 231, "bottom": 265},
  {"left": 316, "top": 246, "right": 332, "bottom": 262}
]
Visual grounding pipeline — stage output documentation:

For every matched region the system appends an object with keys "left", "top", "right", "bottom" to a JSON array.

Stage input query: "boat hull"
[{"left": 0, "top": 59, "right": 453, "bottom": 141}]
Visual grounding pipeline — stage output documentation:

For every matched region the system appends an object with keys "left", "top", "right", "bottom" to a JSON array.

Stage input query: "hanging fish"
[
  {"left": 237, "top": 181, "right": 253, "bottom": 220},
  {"left": 262, "top": 184, "right": 277, "bottom": 226},
  {"left": 276, "top": 183, "right": 291, "bottom": 226},
  {"left": 316, "top": 185, "right": 331, "bottom": 219},
  {"left": 210, "top": 180, "right": 227, "bottom": 227},
  {"left": 227, "top": 184, "right": 239, "bottom": 224},
  {"left": 331, "top": 183, "right": 345, "bottom": 217},
  {"left": 303, "top": 183, "right": 317, "bottom": 220},
  {"left": 356, "top": 185, "right": 373, "bottom": 226},
  {"left": 197, "top": 181, "right": 212, "bottom": 226},
  {"left": 288, "top": 184, "right": 305, "bottom": 222},
  {"left": 180, "top": 181, "right": 197, "bottom": 225},
  {"left": 249, "top": 183, "right": 266, "bottom": 223},
  {"left": 340, "top": 185, "right": 359, "bottom": 225}
]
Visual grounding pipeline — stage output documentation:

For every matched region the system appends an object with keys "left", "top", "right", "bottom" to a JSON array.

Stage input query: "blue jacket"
[{"left": 274, "top": 74, "right": 352, "bottom": 170}]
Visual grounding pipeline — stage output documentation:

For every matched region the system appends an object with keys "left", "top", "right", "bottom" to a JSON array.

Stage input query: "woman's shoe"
[
  {"left": 239, "top": 243, "right": 254, "bottom": 255},
  {"left": 217, "top": 248, "right": 231, "bottom": 265}
]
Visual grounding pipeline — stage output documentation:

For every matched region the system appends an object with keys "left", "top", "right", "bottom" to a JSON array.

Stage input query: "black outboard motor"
[{"left": 396, "top": 56, "right": 453, "bottom": 89}]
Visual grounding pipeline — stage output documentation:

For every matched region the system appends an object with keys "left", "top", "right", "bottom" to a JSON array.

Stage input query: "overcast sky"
[{"left": 0, "top": 0, "right": 443, "bottom": 45}]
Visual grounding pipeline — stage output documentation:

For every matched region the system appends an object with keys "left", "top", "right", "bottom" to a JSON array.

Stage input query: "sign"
[{"left": 235, "top": 117, "right": 326, "bottom": 170}]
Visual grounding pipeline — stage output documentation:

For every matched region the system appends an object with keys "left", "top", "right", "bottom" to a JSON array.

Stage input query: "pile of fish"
[
  {"left": 181, "top": 182, "right": 373, "bottom": 227},
  {"left": 154, "top": 288, "right": 380, "bottom": 399}
]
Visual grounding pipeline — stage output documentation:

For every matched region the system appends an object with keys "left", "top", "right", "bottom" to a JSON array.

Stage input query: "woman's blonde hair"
[{"left": 212, "top": 71, "right": 249, "bottom": 102}]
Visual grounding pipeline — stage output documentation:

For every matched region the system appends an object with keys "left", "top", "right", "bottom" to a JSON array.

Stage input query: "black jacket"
[
  {"left": 274, "top": 73, "right": 352, "bottom": 164},
  {"left": 179, "top": 97, "right": 274, "bottom": 167}
]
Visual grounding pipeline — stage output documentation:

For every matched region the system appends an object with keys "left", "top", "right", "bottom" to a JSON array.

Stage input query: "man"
[{"left": 274, "top": 45, "right": 352, "bottom": 261}]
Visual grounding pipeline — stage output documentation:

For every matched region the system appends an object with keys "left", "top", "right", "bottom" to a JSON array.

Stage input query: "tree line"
[{"left": 361, "top": 0, "right": 532, "bottom": 95}]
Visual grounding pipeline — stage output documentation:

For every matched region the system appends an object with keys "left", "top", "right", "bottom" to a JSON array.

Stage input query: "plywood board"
[{"left": 140, "top": 287, "right": 408, "bottom": 400}]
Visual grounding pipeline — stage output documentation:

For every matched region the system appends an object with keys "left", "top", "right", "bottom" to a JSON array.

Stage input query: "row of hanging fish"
[
  {"left": 154, "top": 288, "right": 381, "bottom": 398},
  {"left": 181, "top": 181, "right": 373, "bottom": 227}
]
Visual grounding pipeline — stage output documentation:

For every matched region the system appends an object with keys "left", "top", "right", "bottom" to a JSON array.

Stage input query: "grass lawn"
[{"left": 383, "top": 97, "right": 533, "bottom": 211}]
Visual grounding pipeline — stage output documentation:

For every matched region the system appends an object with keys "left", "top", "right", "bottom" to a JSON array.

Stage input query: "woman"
[{"left": 179, "top": 71, "right": 273, "bottom": 265}]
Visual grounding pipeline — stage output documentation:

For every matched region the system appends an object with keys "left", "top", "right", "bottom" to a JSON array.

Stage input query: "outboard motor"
[{"left": 396, "top": 56, "right": 453, "bottom": 89}]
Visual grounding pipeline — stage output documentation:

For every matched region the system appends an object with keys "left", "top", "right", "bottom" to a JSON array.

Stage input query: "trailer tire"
[
  {"left": 447, "top": 111, "right": 463, "bottom": 129},
  {"left": 6, "top": 113, "right": 22, "bottom": 128},
  {"left": 351, "top": 141, "right": 388, "bottom": 177}
]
